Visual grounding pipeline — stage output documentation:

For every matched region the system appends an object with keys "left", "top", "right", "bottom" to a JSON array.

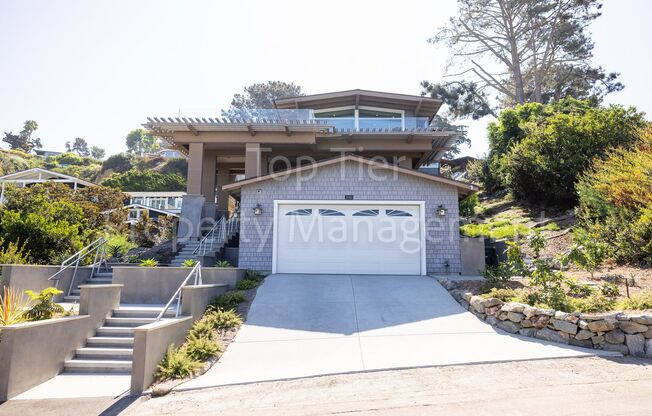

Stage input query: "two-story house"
[{"left": 144, "top": 89, "right": 477, "bottom": 275}]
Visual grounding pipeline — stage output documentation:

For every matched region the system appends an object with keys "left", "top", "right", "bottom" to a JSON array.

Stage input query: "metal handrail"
[
  {"left": 156, "top": 262, "right": 202, "bottom": 321},
  {"left": 192, "top": 215, "right": 240, "bottom": 256},
  {"left": 48, "top": 237, "right": 109, "bottom": 296}
]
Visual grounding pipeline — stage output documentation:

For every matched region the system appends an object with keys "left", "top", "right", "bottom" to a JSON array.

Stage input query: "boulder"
[
  {"left": 502, "top": 302, "right": 526, "bottom": 313},
  {"left": 569, "top": 338, "right": 593, "bottom": 349},
  {"left": 575, "top": 330, "right": 594, "bottom": 341},
  {"left": 535, "top": 328, "right": 569, "bottom": 344},
  {"left": 602, "top": 342, "right": 629, "bottom": 355},
  {"left": 485, "top": 315, "right": 499, "bottom": 326},
  {"left": 604, "top": 329, "right": 625, "bottom": 345},
  {"left": 482, "top": 297, "right": 503, "bottom": 308},
  {"left": 532, "top": 315, "right": 550, "bottom": 329},
  {"left": 519, "top": 328, "right": 536, "bottom": 337},
  {"left": 629, "top": 315, "right": 652, "bottom": 325},
  {"left": 523, "top": 306, "right": 537, "bottom": 319},
  {"left": 470, "top": 309, "right": 486, "bottom": 320},
  {"left": 535, "top": 308, "right": 555, "bottom": 317},
  {"left": 644, "top": 327, "right": 652, "bottom": 339},
  {"left": 507, "top": 312, "right": 525, "bottom": 323},
  {"left": 485, "top": 306, "right": 501, "bottom": 316},
  {"left": 619, "top": 321, "right": 649, "bottom": 334},
  {"left": 554, "top": 311, "right": 570, "bottom": 320},
  {"left": 552, "top": 319, "right": 578, "bottom": 335},
  {"left": 459, "top": 299, "right": 470, "bottom": 310},
  {"left": 497, "top": 320, "right": 520, "bottom": 334},
  {"left": 591, "top": 335, "right": 605, "bottom": 345},
  {"left": 646, "top": 339, "right": 652, "bottom": 358},
  {"left": 625, "top": 334, "right": 646, "bottom": 357},
  {"left": 580, "top": 312, "right": 620, "bottom": 321},
  {"left": 578, "top": 320, "right": 589, "bottom": 330},
  {"left": 470, "top": 297, "right": 486, "bottom": 314},
  {"left": 521, "top": 319, "right": 533, "bottom": 328},
  {"left": 497, "top": 311, "right": 509, "bottom": 321},
  {"left": 461, "top": 292, "right": 473, "bottom": 302},
  {"left": 587, "top": 319, "right": 617, "bottom": 333}
]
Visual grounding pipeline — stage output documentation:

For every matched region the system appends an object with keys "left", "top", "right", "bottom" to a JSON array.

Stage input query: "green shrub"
[
  {"left": 156, "top": 345, "right": 201, "bottom": 381},
  {"left": 206, "top": 309, "right": 242, "bottom": 330},
  {"left": 560, "top": 229, "right": 607, "bottom": 279},
  {"left": 182, "top": 259, "right": 198, "bottom": 267},
  {"left": 481, "top": 241, "right": 525, "bottom": 289},
  {"left": 480, "top": 288, "right": 516, "bottom": 302},
  {"left": 568, "top": 292, "right": 615, "bottom": 313},
  {"left": 0, "top": 238, "right": 30, "bottom": 264},
  {"left": 534, "top": 223, "right": 560, "bottom": 232},
  {"left": 616, "top": 292, "right": 652, "bottom": 311},
  {"left": 139, "top": 258, "right": 158, "bottom": 267},
  {"left": 188, "top": 318, "right": 214, "bottom": 340},
  {"left": 245, "top": 270, "right": 263, "bottom": 280},
  {"left": 460, "top": 221, "right": 531, "bottom": 239},
  {"left": 0, "top": 286, "right": 30, "bottom": 326},
  {"left": 565, "top": 278, "right": 595, "bottom": 298},
  {"left": 102, "top": 168, "right": 185, "bottom": 192},
  {"left": 105, "top": 234, "right": 136, "bottom": 259},
  {"left": 209, "top": 291, "right": 246, "bottom": 311},
  {"left": 236, "top": 279, "right": 260, "bottom": 290},
  {"left": 183, "top": 333, "right": 221, "bottom": 361},
  {"left": 459, "top": 194, "right": 479, "bottom": 217},
  {"left": 600, "top": 282, "right": 620, "bottom": 298},
  {"left": 215, "top": 260, "right": 232, "bottom": 268},
  {"left": 24, "top": 288, "right": 64, "bottom": 321},
  {"left": 125, "top": 254, "right": 140, "bottom": 263}
]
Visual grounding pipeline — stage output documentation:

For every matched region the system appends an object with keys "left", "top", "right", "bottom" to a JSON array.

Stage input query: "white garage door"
[{"left": 274, "top": 202, "right": 424, "bottom": 275}]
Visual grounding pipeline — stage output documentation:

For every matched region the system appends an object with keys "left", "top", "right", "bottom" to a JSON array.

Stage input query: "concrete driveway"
[{"left": 179, "top": 274, "right": 619, "bottom": 390}]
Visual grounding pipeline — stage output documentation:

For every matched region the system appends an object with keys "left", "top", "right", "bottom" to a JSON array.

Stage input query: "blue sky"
[{"left": 0, "top": 0, "right": 649, "bottom": 157}]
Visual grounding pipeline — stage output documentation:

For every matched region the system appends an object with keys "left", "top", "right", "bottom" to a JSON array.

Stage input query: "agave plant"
[
  {"left": 139, "top": 258, "right": 159, "bottom": 267},
  {"left": 0, "top": 287, "right": 30, "bottom": 326},
  {"left": 182, "top": 259, "right": 199, "bottom": 267},
  {"left": 215, "top": 260, "right": 232, "bottom": 268}
]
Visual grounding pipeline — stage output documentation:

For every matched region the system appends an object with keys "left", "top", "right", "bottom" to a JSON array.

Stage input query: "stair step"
[
  {"left": 112, "top": 307, "right": 176, "bottom": 318},
  {"left": 84, "top": 277, "right": 113, "bottom": 284},
  {"left": 64, "top": 295, "right": 80, "bottom": 302},
  {"left": 105, "top": 317, "right": 156, "bottom": 327},
  {"left": 96, "top": 326, "right": 134, "bottom": 337},
  {"left": 87, "top": 336, "right": 134, "bottom": 347},
  {"left": 64, "top": 359, "right": 132, "bottom": 373},
  {"left": 93, "top": 271, "right": 113, "bottom": 277},
  {"left": 70, "top": 289, "right": 81, "bottom": 295},
  {"left": 75, "top": 347, "right": 133, "bottom": 359}
]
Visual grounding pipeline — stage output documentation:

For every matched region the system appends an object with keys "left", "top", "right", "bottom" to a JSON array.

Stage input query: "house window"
[
  {"left": 319, "top": 209, "right": 345, "bottom": 216},
  {"left": 386, "top": 209, "right": 412, "bottom": 217},
  {"left": 352, "top": 209, "right": 379, "bottom": 217},
  {"left": 286, "top": 208, "right": 312, "bottom": 216}
]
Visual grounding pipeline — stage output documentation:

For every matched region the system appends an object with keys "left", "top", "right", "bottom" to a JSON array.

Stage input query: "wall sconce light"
[
  {"left": 436, "top": 205, "right": 447, "bottom": 217},
  {"left": 253, "top": 204, "right": 263, "bottom": 216}
]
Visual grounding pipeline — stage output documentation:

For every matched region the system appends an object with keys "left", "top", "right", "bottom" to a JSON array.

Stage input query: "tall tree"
[
  {"left": 422, "top": 0, "right": 623, "bottom": 119},
  {"left": 66, "top": 138, "right": 90, "bottom": 156},
  {"left": 223, "top": 81, "right": 304, "bottom": 119},
  {"left": 2, "top": 120, "right": 42, "bottom": 152},
  {"left": 90, "top": 146, "right": 106, "bottom": 159},
  {"left": 125, "top": 129, "right": 160, "bottom": 155}
]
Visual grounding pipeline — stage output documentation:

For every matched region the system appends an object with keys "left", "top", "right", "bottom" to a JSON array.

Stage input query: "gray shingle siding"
[{"left": 238, "top": 160, "right": 461, "bottom": 273}]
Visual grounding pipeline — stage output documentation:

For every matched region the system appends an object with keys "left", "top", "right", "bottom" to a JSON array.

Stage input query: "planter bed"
[{"left": 438, "top": 277, "right": 652, "bottom": 357}]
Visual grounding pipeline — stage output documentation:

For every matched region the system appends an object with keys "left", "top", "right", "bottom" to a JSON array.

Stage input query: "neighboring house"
[
  {"left": 0, "top": 168, "right": 94, "bottom": 203},
  {"left": 144, "top": 89, "right": 479, "bottom": 275},
  {"left": 118, "top": 203, "right": 179, "bottom": 225},
  {"left": 156, "top": 148, "right": 186, "bottom": 159},
  {"left": 440, "top": 156, "right": 480, "bottom": 181},
  {"left": 126, "top": 191, "right": 185, "bottom": 214},
  {"left": 34, "top": 149, "right": 63, "bottom": 157}
]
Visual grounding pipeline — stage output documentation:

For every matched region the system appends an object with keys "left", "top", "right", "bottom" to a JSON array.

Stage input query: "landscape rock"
[
  {"left": 485, "top": 306, "right": 501, "bottom": 316},
  {"left": 461, "top": 292, "right": 473, "bottom": 302},
  {"left": 591, "top": 335, "right": 605, "bottom": 345},
  {"left": 569, "top": 338, "right": 592, "bottom": 348},
  {"left": 619, "top": 321, "right": 649, "bottom": 334},
  {"left": 469, "top": 297, "right": 485, "bottom": 314},
  {"left": 485, "top": 316, "right": 499, "bottom": 326},
  {"left": 643, "top": 327, "right": 652, "bottom": 339},
  {"left": 625, "top": 334, "right": 646, "bottom": 357},
  {"left": 507, "top": 312, "right": 525, "bottom": 323},
  {"left": 575, "top": 330, "right": 594, "bottom": 341},
  {"left": 535, "top": 328, "right": 569, "bottom": 344},
  {"left": 470, "top": 309, "right": 485, "bottom": 320},
  {"left": 587, "top": 319, "right": 617, "bottom": 333},
  {"left": 520, "top": 319, "right": 533, "bottom": 328},
  {"left": 580, "top": 312, "right": 619, "bottom": 321},
  {"left": 554, "top": 311, "right": 570, "bottom": 320},
  {"left": 535, "top": 308, "right": 555, "bottom": 317},
  {"left": 532, "top": 315, "right": 550, "bottom": 329},
  {"left": 630, "top": 315, "right": 652, "bottom": 325},
  {"left": 523, "top": 306, "right": 537, "bottom": 319},
  {"left": 646, "top": 339, "right": 652, "bottom": 358},
  {"left": 459, "top": 299, "right": 470, "bottom": 310},
  {"left": 519, "top": 328, "right": 536, "bottom": 337},
  {"left": 552, "top": 319, "right": 578, "bottom": 335},
  {"left": 502, "top": 302, "right": 526, "bottom": 313},
  {"left": 602, "top": 342, "right": 629, "bottom": 355},
  {"left": 496, "top": 320, "right": 520, "bottom": 334},
  {"left": 497, "top": 312, "right": 509, "bottom": 321},
  {"left": 578, "top": 320, "right": 589, "bottom": 330},
  {"left": 604, "top": 329, "right": 625, "bottom": 344}
]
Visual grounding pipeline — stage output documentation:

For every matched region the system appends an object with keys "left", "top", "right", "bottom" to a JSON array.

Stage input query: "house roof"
[
  {"left": 0, "top": 168, "right": 96, "bottom": 187},
  {"left": 274, "top": 89, "right": 442, "bottom": 119},
  {"left": 126, "top": 191, "right": 186, "bottom": 197},
  {"left": 222, "top": 155, "right": 479, "bottom": 196},
  {"left": 102, "top": 203, "right": 179, "bottom": 217}
]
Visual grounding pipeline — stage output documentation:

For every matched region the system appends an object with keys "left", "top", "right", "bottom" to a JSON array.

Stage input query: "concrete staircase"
[
  {"left": 63, "top": 269, "right": 113, "bottom": 303},
  {"left": 64, "top": 305, "right": 176, "bottom": 374},
  {"left": 169, "top": 232, "right": 238, "bottom": 267}
]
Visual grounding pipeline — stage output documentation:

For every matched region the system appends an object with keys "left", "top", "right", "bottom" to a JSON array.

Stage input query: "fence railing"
[
  {"left": 156, "top": 262, "right": 202, "bottom": 321},
  {"left": 47, "top": 237, "right": 109, "bottom": 297},
  {"left": 193, "top": 216, "right": 240, "bottom": 256}
]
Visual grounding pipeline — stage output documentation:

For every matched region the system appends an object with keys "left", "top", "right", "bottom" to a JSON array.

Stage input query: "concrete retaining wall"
[
  {"left": 181, "top": 284, "right": 229, "bottom": 321},
  {"left": 131, "top": 317, "right": 194, "bottom": 395},
  {"left": 0, "top": 265, "right": 92, "bottom": 302},
  {"left": 460, "top": 237, "right": 485, "bottom": 275},
  {"left": 113, "top": 266, "right": 246, "bottom": 304},
  {"left": 0, "top": 284, "right": 123, "bottom": 401}
]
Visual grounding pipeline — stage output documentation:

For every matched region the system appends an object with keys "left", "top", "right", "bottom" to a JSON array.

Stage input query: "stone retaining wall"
[{"left": 438, "top": 278, "right": 652, "bottom": 357}]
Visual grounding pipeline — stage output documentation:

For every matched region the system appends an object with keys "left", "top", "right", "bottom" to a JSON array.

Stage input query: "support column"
[
  {"left": 245, "top": 143, "right": 261, "bottom": 179},
  {"left": 187, "top": 143, "right": 204, "bottom": 195},
  {"left": 201, "top": 150, "right": 217, "bottom": 203},
  {"left": 216, "top": 164, "right": 231, "bottom": 217}
]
